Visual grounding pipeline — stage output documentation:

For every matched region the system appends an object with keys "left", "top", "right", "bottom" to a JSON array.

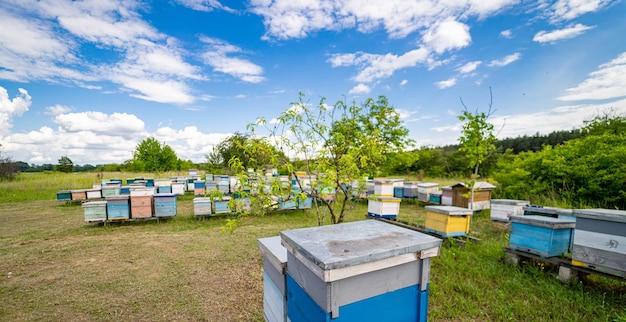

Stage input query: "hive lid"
[
  {"left": 510, "top": 215, "right": 576, "bottom": 228},
  {"left": 105, "top": 195, "right": 129, "bottom": 200},
  {"left": 369, "top": 196, "right": 402, "bottom": 202},
  {"left": 154, "top": 193, "right": 176, "bottom": 197},
  {"left": 258, "top": 236, "right": 287, "bottom": 267},
  {"left": 572, "top": 208, "right": 626, "bottom": 223},
  {"left": 417, "top": 182, "right": 439, "bottom": 188},
  {"left": 523, "top": 206, "right": 572, "bottom": 216},
  {"left": 82, "top": 201, "right": 107, "bottom": 207},
  {"left": 425, "top": 205, "right": 473, "bottom": 215},
  {"left": 280, "top": 220, "right": 441, "bottom": 271},
  {"left": 193, "top": 197, "right": 212, "bottom": 203},
  {"left": 491, "top": 199, "right": 530, "bottom": 205}
]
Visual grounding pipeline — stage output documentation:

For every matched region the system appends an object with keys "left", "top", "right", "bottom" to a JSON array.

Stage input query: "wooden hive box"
[
  {"left": 417, "top": 182, "right": 439, "bottom": 202},
  {"left": 403, "top": 181, "right": 420, "bottom": 198},
  {"left": 71, "top": 189, "right": 87, "bottom": 201},
  {"left": 258, "top": 236, "right": 288, "bottom": 322},
  {"left": 194, "top": 181, "right": 205, "bottom": 196},
  {"left": 56, "top": 190, "right": 72, "bottom": 202},
  {"left": 450, "top": 182, "right": 495, "bottom": 211},
  {"left": 490, "top": 199, "right": 529, "bottom": 222},
  {"left": 279, "top": 197, "right": 298, "bottom": 210},
  {"left": 101, "top": 186, "right": 121, "bottom": 198},
  {"left": 424, "top": 205, "right": 473, "bottom": 238},
  {"left": 367, "top": 196, "right": 401, "bottom": 219},
  {"left": 85, "top": 188, "right": 102, "bottom": 200},
  {"left": 391, "top": 179, "right": 404, "bottom": 198},
  {"left": 523, "top": 206, "right": 575, "bottom": 221},
  {"left": 441, "top": 186, "right": 453, "bottom": 206},
  {"left": 120, "top": 186, "right": 130, "bottom": 195},
  {"left": 373, "top": 179, "right": 393, "bottom": 197},
  {"left": 130, "top": 195, "right": 153, "bottom": 219},
  {"left": 297, "top": 196, "right": 312, "bottom": 209},
  {"left": 571, "top": 208, "right": 626, "bottom": 278},
  {"left": 509, "top": 215, "right": 575, "bottom": 258},
  {"left": 171, "top": 182, "right": 185, "bottom": 196},
  {"left": 213, "top": 196, "right": 232, "bottom": 214},
  {"left": 205, "top": 173, "right": 214, "bottom": 181},
  {"left": 193, "top": 197, "right": 212, "bottom": 216},
  {"left": 145, "top": 178, "right": 155, "bottom": 187},
  {"left": 153, "top": 193, "right": 177, "bottom": 217},
  {"left": 429, "top": 191, "right": 442, "bottom": 204},
  {"left": 186, "top": 178, "right": 196, "bottom": 191},
  {"left": 82, "top": 201, "right": 107, "bottom": 223},
  {"left": 157, "top": 185, "right": 172, "bottom": 194},
  {"left": 234, "top": 197, "right": 251, "bottom": 212},
  {"left": 281, "top": 220, "right": 441, "bottom": 322},
  {"left": 130, "top": 186, "right": 154, "bottom": 197},
  {"left": 106, "top": 195, "right": 130, "bottom": 221}
]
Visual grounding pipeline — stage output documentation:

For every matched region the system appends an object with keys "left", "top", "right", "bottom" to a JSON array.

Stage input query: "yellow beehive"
[{"left": 425, "top": 205, "right": 473, "bottom": 237}]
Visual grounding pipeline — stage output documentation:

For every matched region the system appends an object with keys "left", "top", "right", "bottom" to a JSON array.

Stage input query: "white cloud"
[
  {"left": 422, "top": 19, "right": 471, "bottom": 54},
  {"left": 457, "top": 61, "right": 481, "bottom": 74},
  {"left": 435, "top": 78, "right": 457, "bottom": 89},
  {"left": 174, "top": 0, "right": 236, "bottom": 13},
  {"left": 54, "top": 112, "right": 146, "bottom": 136},
  {"left": 329, "top": 48, "right": 429, "bottom": 83},
  {"left": 0, "top": 87, "right": 31, "bottom": 135},
  {"left": 249, "top": 0, "right": 516, "bottom": 40},
  {"left": 45, "top": 104, "right": 72, "bottom": 116},
  {"left": 557, "top": 51, "right": 626, "bottom": 101},
  {"left": 500, "top": 29, "right": 513, "bottom": 38},
  {"left": 533, "top": 23, "right": 595, "bottom": 43},
  {"left": 550, "top": 0, "right": 615, "bottom": 21},
  {"left": 400, "top": 79, "right": 408, "bottom": 86},
  {"left": 488, "top": 52, "right": 521, "bottom": 67},
  {"left": 349, "top": 83, "right": 371, "bottom": 94},
  {"left": 200, "top": 36, "right": 265, "bottom": 83},
  {"left": 395, "top": 108, "right": 417, "bottom": 120}
]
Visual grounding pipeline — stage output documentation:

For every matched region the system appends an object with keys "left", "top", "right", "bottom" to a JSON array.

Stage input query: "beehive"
[
  {"left": 85, "top": 188, "right": 102, "bottom": 200},
  {"left": 56, "top": 190, "right": 72, "bottom": 202},
  {"left": 214, "top": 196, "right": 232, "bottom": 214},
  {"left": 571, "top": 208, "right": 626, "bottom": 277},
  {"left": 429, "top": 191, "right": 442, "bottom": 204},
  {"left": 153, "top": 193, "right": 177, "bottom": 217},
  {"left": 373, "top": 179, "right": 393, "bottom": 196},
  {"left": 367, "top": 196, "right": 401, "bottom": 219},
  {"left": 403, "top": 182, "right": 420, "bottom": 198},
  {"left": 491, "top": 199, "right": 529, "bottom": 222},
  {"left": 171, "top": 182, "right": 185, "bottom": 195},
  {"left": 194, "top": 181, "right": 206, "bottom": 196},
  {"left": 509, "top": 215, "right": 575, "bottom": 258},
  {"left": 425, "top": 205, "right": 473, "bottom": 237},
  {"left": 441, "top": 186, "right": 453, "bottom": 206},
  {"left": 258, "top": 236, "right": 288, "bottom": 322},
  {"left": 82, "top": 201, "right": 107, "bottom": 223},
  {"left": 130, "top": 195, "right": 153, "bottom": 218},
  {"left": 417, "top": 182, "right": 439, "bottom": 202},
  {"left": 106, "top": 195, "right": 130, "bottom": 221},
  {"left": 193, "top": 197, "right": 212, "bottom": 216},
  {"left": 101, "top": 186, "right": 121, "bottom": 198},
  {"left": 281, "top": 220, "right": 441, "bottom": 322},
  {"left": 71, "top": 189, "right": 87, "bottom": 201}
]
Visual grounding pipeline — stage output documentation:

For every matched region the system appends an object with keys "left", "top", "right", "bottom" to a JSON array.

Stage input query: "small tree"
[
  {"left": 243, "top": 93, "right": 412, "bottom": 225},
  {"left": 0, "top": 146, "right": 19, "bottom": 180},
  {"left": 57, "top": 156, "right": 74, "bottom": 173},
  {"left": 457, "top": 88, "right": 497, "bottom": 209}
]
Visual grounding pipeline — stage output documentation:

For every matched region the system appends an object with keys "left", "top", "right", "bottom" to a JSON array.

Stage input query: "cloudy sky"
[{"left": 1, "top": 0, "right": 625, "bottom": 165}]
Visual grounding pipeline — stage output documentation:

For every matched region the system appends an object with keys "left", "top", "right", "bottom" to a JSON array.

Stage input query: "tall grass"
[{"left": 0, "top": 172, "right": 624, "bottom": 321}]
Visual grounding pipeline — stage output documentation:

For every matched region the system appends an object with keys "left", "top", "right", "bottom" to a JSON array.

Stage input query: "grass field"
[{"left": 1, "top": 173, "right": 625, "bottom": 321}]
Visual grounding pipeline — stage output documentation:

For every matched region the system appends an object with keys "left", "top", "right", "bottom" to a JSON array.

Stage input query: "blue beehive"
[
  {"left": 297, "top": 196, "right": 312, "bottom": 209},
  {"left": 214, "top": 196, "right": 232, "bottom": 214},
  {"left": 153, "top": 193, "right": 177, "bottom": 217},
  {"left": 258, "top": 236, "right": 288, "bottom": 322},
  {"left": 509, "top": 215, "right": 576, "bottom": 258},
  {"left": 106, "top": 195, "right": 130, "bottom": 221},
  {"left": 280, "top": 220, "right": 442, "bottom": 322}
]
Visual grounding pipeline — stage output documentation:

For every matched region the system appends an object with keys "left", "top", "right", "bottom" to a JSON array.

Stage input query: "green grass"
[{"left": 0, "top": 172, "right": 624, "bottom": 321}]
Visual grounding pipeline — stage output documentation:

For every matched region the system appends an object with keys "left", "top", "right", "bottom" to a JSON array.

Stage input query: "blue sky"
[{"left": 1, "top": 0, "right": 625, "bottom": 165}]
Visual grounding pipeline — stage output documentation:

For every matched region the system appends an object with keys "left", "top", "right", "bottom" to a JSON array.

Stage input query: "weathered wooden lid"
[
  {"left": 280, "top": 220, "right": 441, "bottom": 271},
  {"left": 572, "top": 208, "right": 626, "bottom": 223},
  {"left": 82, "top": 201, "right": 107, "bottom": 207},
  {"left": 417, "top": 182, "right": 439, "bottom": 188},
  {"left": 510, "top": 215, "right": 575, "bottom": 228},
  {"left": 105, "top": 195, "right": 129, "bottom": 200},
  {"left": 425, "top": 205, "right": 473, "bottom": 215},
  {"left": 258, "top": 236, "right": 287, "bottom": 268},
  {"left": 523, "top": 206, "right": 572, "bottom": 216},
  {"left": 491, "top": 199, "right": 530, "bottom": 206},
  {"left": 192, "top": 197, "right": 212, "bottom": 203}
]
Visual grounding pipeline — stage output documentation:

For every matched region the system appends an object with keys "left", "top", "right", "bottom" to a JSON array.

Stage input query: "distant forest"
[{"left": 14, "top": 127, "right": 583, "bottom": 175}]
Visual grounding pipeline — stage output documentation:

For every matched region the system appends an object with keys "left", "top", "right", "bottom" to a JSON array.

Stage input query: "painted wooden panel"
[
  {"left": 154, "top": 193, "right": 177, "bottom": 217},
  {"left": 214, "top": 196, "right": 232, "bottom": 214},
  {"left": 129, "top": 186, "right": 154, "bottom": 197},
  {"left": 429, "top": 191, "right": 442, "bottom": 204},
  {"left": 71, "top": 190, "right": 87, "bottom": 201},
  {"left": 56, "top": 190, "right": 72, "bottom": 201},
  {"left": 279, "top": 198, "right": 298, "bottom": 210},
  {"left": 281, "top": 220, "right": 440, "bottom": 322},
  {"left": 509, "top": 215, "right": 575, "bottom": 258},
  {"left": 106, "top": 195, "right": 129, "bottom": 220},
  {"left": 193, "top": 197, "right": 212, "bottom": 216},
  {"left": 157, "top": 185, "right": 172, "bottom": 194},
  {"left": 130, "top": 196, "right": 153, "bottom": 218},
  {"left": 259, "top": 236, "right": 288, "bottom": 322},
  {"left": 424, "top": 206, "right": 472, "bottom": 237},
  {"left": 86, "top": 189, "right": 101, "bottom": 200},
  {"left": 101, "top": 186, "right": 120, "bottom": 198},
  {"left": 298, "top": 197, "right": 312, "bottom": 209},
  {"left": 171, "top": 182, "right": 185, "bottom": 195},
  {"left": 490, "top": 199, "right": 529, "bottom": 222},
  {"left": 373, "top": 180, "right": 393, "bottom": 196},
  {"left": 367, "top": 196, "right": 401, "bottom": 219},
  {"left": 82, "top": 201, "right": 107, "bottom": 223},
  {"left": 417, "top": 182, "right": 439, "bottom": 194},
  {"left": 393, "top": 187, "right": 404, "bottom": 198}
]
